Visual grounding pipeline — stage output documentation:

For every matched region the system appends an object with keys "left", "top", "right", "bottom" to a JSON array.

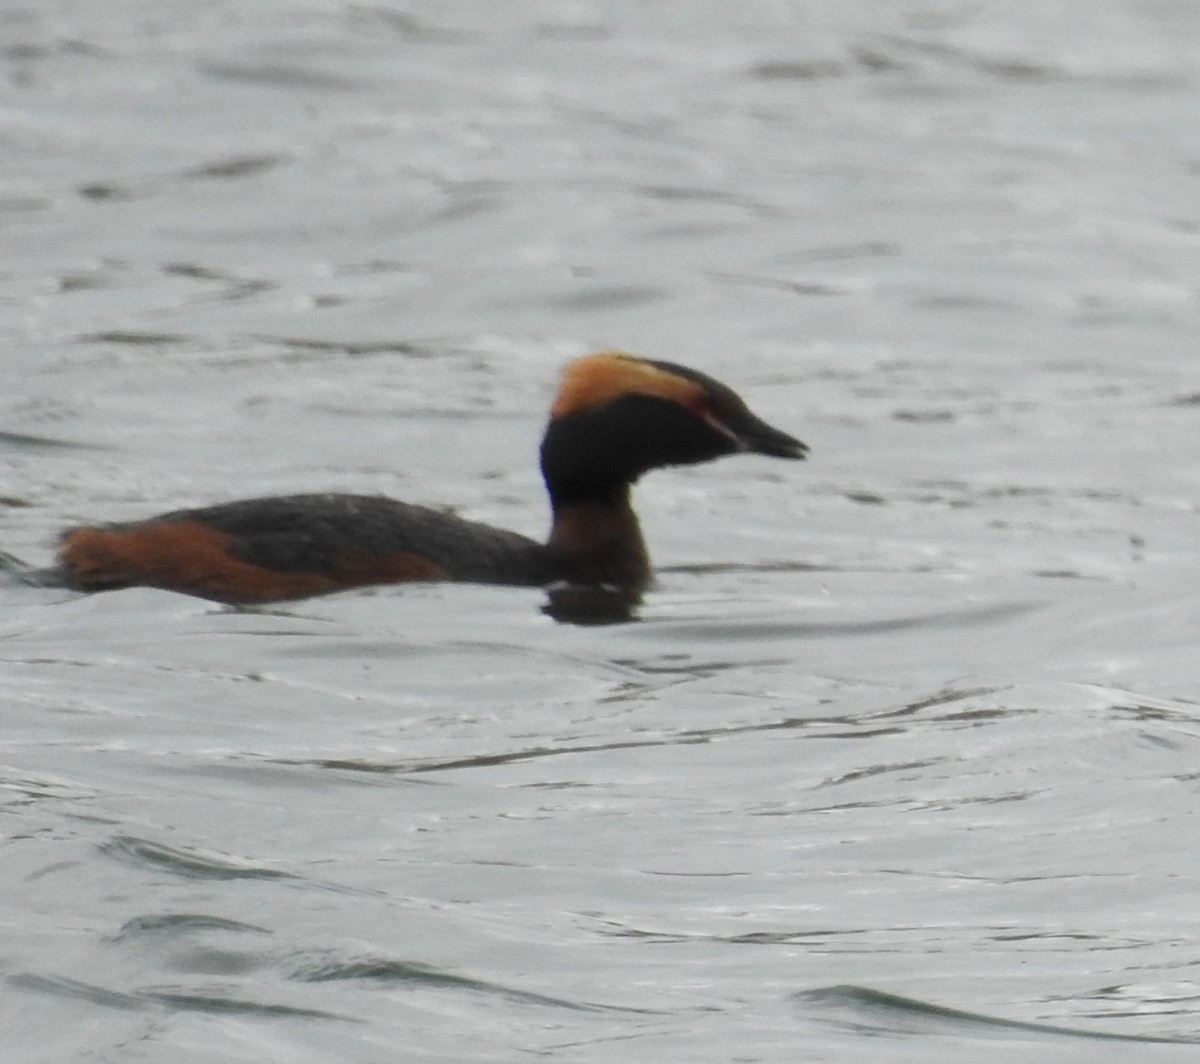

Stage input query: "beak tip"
[{"left": 750, "top": 435, "right": 808, "bottom": 461}]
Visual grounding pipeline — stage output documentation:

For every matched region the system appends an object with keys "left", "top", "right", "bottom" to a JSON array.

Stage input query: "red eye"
[{"left": 690, "top": 398, "right": 738, "bottom": 444}]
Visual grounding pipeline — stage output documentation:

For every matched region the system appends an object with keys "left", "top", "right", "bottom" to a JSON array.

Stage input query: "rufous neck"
[{"left": 547, "top": 494, "right": 650, "bottom": 591}]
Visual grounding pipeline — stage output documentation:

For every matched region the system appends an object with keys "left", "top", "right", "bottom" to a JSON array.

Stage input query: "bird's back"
[{"left": 59, "top": 493, "right": 555, "bottom": 602}]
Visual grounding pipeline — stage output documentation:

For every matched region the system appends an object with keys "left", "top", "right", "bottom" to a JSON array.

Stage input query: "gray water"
[{"left": 4, "top": 2, "right": 1200, "bottom": 1060}]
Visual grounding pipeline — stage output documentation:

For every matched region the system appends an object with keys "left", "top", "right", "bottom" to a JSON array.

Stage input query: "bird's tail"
[{"left": 0, "top": 550, "right": 62, "bottom": 588}]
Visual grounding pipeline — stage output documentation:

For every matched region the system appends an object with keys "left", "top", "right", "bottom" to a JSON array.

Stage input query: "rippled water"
[{"left": 4, "top": 2, "right": 1200, "bottom": 1061}]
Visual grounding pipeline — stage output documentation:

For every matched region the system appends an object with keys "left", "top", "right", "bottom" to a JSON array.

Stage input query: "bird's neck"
[{"left": 546, "top": 489, "right": 650, "bottom": 592}]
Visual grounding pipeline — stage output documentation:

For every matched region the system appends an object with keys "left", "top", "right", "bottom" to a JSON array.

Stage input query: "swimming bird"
[{"left": 54, "top": 352, "right": 807, "bottom": 604}]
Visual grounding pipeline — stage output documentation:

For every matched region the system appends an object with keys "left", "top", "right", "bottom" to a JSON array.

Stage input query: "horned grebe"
[{"left": 55, "top": 352, "right": 807, "bottom": 604}]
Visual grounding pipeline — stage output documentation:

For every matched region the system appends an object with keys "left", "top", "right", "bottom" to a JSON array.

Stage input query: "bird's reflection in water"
[{"left": 542, "top": 583, "right": 640, "bottom": 625}]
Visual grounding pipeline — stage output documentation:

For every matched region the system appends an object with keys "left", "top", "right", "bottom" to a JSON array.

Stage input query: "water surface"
[{"left": 3, "top": 2, "right": 1200, "bottom": 1061}]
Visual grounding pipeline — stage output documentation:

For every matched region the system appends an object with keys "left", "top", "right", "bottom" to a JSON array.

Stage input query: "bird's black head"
[{"left": 540, "top": 352, "right": 807, "bottom": 506}]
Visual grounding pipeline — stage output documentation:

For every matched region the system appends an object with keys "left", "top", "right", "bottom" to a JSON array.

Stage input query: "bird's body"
[{"left": 54, "top": 352, "right": 807, "bottom": 604}]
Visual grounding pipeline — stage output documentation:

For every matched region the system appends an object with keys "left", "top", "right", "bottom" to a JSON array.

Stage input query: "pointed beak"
[{"left": 730, "top": 412, "right": 809, "bottom": 460}]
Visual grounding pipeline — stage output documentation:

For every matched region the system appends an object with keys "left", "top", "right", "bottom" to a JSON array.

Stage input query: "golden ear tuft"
[{"left": 551, "top": 352, "right": 704, "bottom": 420}]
